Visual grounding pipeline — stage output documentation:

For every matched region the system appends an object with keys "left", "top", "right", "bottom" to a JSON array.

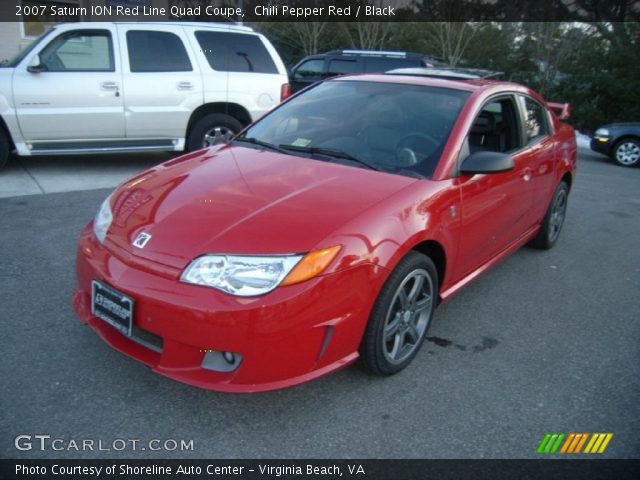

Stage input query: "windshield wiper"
[
  {"left": 232, "top": 137, "right": 290, "bottom": 154},
  {"left": 278, "top": 145, "right": 380, "bottom": 171}
]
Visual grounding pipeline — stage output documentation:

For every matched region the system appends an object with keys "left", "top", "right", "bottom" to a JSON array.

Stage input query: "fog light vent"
[{"left": 201, "top": 350, "right": 242, "bottom": 373}]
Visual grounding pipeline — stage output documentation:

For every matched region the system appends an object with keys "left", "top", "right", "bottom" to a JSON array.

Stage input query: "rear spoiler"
[{"left": 548, "top": 102, "right": 571, "bottom": 120}]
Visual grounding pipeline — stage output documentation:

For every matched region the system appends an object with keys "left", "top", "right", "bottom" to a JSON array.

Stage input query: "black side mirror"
[{"left": 460, "top": 151, "right": 514, "bottom": 175}]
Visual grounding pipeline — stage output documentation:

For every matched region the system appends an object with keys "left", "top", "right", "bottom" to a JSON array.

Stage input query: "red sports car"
[{"left": 72, "top": 69, "right": 577, "bottom": 392}]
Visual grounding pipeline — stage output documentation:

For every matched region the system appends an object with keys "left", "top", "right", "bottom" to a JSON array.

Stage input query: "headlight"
[
  {"left": 181, "top": 255, "right": 303, "bottom": 297},
  {"left": 180, "top": 246, "right": 341, "bottom": 297},
  {"left": 93, "top": 194, "right": 113, "bottom": 244},
  {"left": 594, "top": 128, "right": 610, "bottom": 136}
]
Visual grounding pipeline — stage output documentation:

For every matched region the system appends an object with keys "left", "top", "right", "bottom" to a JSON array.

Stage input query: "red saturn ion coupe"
[{"left": 72, "top": 69, "right": 576, "bottom": 392}]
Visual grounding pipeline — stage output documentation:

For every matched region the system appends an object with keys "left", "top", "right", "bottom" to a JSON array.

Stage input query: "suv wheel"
[
  {"left": 0, "top": 129, "right": 10, "bottom": 170},
  {"left": 187, "top": 114, "right": 244, "bottom": 151},
  {"left": 612, "top": 138, "right": 640, "bottom": 167}
]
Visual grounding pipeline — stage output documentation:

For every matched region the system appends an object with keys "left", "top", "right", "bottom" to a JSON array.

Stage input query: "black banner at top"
[{"left": 3, "top": 0, "right": 640, "bottom": 23}]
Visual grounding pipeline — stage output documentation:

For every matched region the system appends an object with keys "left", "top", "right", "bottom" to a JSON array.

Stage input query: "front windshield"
[
  {"left": 243, "top": 80, "right": 470, "bottom": 178},
  {"left": 1, "top": 28, "right": 55, "bottom": 68}
]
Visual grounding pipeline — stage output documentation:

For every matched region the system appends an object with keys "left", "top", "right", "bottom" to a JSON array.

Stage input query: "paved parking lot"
[{"left": 0, "top": 149, "right": 638, "bottom": 459}]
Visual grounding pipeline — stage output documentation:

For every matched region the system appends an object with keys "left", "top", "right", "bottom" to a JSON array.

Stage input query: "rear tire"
[
  {"left": 360, "top": 251, "right": 438, "bottom": 376},
  {"left": 186, "top": 113, "right": 244, "bottom": 151},
  {"left": 530, "top": 182, "right": 569, "bottom": 250},
  {"left": 612, "top": 138, "right": 640, "bottom": 167},
  {"left": 0, "top": 129, "right": 10, "bottom": 170}
]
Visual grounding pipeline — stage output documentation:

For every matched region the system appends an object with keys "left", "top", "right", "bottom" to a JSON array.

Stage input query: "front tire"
[
  {"left": 186, "top": 113, "right": 244, "bottom": 151},
  {"left": 360, "top": 251, "right": 438, "bottom": 376},
  {"left": 612, "top": 138, "right": 640, "bottom": 167},
  {"left": 530, "top": 182, "right": 569, "bottom": 250}
]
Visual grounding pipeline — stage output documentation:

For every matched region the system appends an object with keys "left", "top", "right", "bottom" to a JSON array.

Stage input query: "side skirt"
[{"left": 439, "top": 224, "right": 540, "bottom": 303}]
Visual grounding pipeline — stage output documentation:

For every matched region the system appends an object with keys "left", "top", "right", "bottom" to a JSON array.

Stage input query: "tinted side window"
[
  {"left": 520, "top": 96, "right": 550, "bottom": 143},
  {"left": 363, "top": 57, "right": 413, "bottom": 72},
  {"left": 468, "top": 98, "right": 522, "bottom": 153},
  {"left": 195, "top": 31, "right": 278, "bottom": 73},
  {"left": 127, "top": 31, "right": 192, "bottom": 72},
  {"left": 327, "top": 59, "right": 357, "bottom": 76},
  {"left": 293, "top": 59, "right": 324, "bottom": 81},
  {"left": 40, "top": 30, "right": 114, "bottom": 72}
]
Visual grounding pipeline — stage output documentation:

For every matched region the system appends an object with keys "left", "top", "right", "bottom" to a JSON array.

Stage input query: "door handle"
[
  {"left": 177, "top": 81, "right": 194, "bottom": 91},
  {"left": 522, "top": 168, "right": 532, "bottom": 182},
  {"left": 101, "top": 81, "right": 119, "bottom": 91}
]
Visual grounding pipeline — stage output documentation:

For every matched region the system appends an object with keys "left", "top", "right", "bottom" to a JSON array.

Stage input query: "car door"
[
  {"left": 13, "top": 26, "right": 125, "bottom": 143},
  {"left": 117, "top": 24, "right": 203, "bottom": 141},
  {"left": 454, "top": 95, "right": 536, "bottom": 278},
  {"left": 517, "top": 94, "right": 558, "bottom": 223}
]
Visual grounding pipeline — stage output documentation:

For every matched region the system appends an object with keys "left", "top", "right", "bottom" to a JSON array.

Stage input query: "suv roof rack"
[
  {"left": 112, "top": 21, "right": 253, "bottom": 32},
  {"left": 326, "top": 50, "right": 443, "bottom": 60},
  {"left": 337, "top": 49, "right": 408, "bottom": 57},
  {"left": 386, "top": 67, "right": 503, "bottom": 80}
]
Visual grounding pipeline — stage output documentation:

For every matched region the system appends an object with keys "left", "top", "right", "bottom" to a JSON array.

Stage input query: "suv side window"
[
  {"left": 293, "top": 59, "right": 324, "bottom": 81},
  {"left": 327, "top": 59, "right": 357, "bottom": 76},
  {"left": 195, "top": 32, "right": 278, "bottom": 73},
  {"left": 519, "top": 95, "right": 550, "bottom": 144},
  {"left": 39, "top": 30, "right": 114, "bottom": 72},
  {"left": 363, "top": 57, "right": 412, "bottom": 73},
  {"left": 126, "top": 30, "right": 192, "bottom": 72},
  {"left": 467, "top": 97, "right": 523, "bottom": 154}
]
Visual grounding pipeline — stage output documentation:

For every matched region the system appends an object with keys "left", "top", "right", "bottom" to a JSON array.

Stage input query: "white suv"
[{"left": 0, "top": 22, "right": 289, "bottom": 169}]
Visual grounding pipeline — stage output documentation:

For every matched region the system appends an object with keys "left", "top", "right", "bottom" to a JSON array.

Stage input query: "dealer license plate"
[{"left": 91, "top": 280, "right": 134, "bottom": 336}]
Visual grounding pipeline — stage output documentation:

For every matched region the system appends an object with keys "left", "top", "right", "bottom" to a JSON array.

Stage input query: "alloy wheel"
[
  {"left": 615, "top": 141, "right": 640, "bottom": 166},
  {"left": 382, "top": 269, "right": 434, "bottom": 365},
  {"left": 548, "top": 189, "right": 567, "bottom": 243},
  {"left": 203, "top": 126, "right": 234, "bottom": 148}
]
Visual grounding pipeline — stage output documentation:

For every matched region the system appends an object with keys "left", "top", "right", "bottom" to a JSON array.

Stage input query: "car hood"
[{"left": 106, "top": 146, "right": 417, "bottom": 269}]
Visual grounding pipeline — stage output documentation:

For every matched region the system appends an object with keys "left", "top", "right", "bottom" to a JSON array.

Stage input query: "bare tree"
[
  {"left": 338, "top": 0, "right": 398, "bottom": 50},
  {"left": 424, "top": 22, "right": 478, "bottom": 67},
  {"left": 252, "top": 22, "right": 329, "bottom": 57},
  {"left": 522, "top": 23, "right": 576, "bottom": 96},
  {"left": 281, "top": 22, "right": 328, "bottom": 56},
  {"left": 340, "top": 22, "right": 393, "bottom": 50}
]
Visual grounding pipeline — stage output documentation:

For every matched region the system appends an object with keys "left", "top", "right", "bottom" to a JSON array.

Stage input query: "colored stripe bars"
[{"left": 537, "top": 433, "right": 613, "bottom": 454}]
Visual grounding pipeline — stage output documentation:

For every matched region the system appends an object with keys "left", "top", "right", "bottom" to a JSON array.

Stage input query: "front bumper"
[
  {"left": 590, "top": 136, "right": 612, "bottom": 156},
  {"left": 72, "top": 225, "right": 387, "bottom": 392}
]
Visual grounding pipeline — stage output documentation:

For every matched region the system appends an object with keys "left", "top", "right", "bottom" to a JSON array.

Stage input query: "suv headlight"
[
  {"left": 594, "top": 128, "right": 610, "bottom": 136},
  {"left": 93, "top": 194, "right": 113, "bottom": 244},
  {"left": 181, "top": 246, "right": 341, "bottom": 297}
]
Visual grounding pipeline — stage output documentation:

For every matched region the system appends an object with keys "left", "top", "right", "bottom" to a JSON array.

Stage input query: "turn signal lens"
[{"left": 281, "top": 246, "right": 341, "bottom": 286}]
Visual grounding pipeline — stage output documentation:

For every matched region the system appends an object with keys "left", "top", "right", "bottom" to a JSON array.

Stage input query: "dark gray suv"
[{"left": 289, "top": 50, "right": 445, "bottom": 93}]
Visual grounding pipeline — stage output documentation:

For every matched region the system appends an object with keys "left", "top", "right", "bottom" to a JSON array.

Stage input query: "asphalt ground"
[{"left": 0, "top": 149, "right": 638, "bottom": 459}]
